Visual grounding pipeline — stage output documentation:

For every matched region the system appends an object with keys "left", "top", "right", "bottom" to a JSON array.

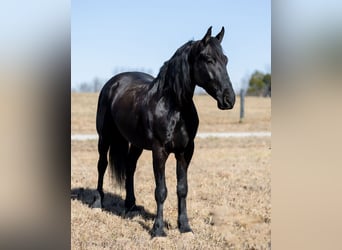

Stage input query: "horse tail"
[
  {"left": 97, "top": 82, "right": 128, "bottom": 187},
  {"left": 108, "top": 131, "right": 128, "bottom": 186}
]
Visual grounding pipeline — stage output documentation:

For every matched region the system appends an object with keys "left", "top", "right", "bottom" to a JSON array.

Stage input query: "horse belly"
[{"left": 114, "top": 110, "right": 153, "bottom": 150}]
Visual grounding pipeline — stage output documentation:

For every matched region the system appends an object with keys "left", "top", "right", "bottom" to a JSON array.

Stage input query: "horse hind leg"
[
  {"left": 95, "top": 125, "right": 130, "bottom": 208},
  {"left": 93, "top": 135, "right": 110, "bottom": 208},
  {"left": 125, "top": 145, "right": 143, "bottom": 212}
]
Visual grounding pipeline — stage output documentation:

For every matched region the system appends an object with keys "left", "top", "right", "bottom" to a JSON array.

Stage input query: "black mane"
[{"left": 151, "top": 40, "right": 197, "bottom": 106}]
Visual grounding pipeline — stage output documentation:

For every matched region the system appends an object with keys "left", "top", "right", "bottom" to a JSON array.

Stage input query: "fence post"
[{"left": 239, "top": 89, "right": 245, "bottom": 123}]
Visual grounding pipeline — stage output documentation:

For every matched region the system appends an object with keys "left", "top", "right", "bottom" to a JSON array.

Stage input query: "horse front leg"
[
  {"left": 175, "top": 141, "right": 194, "bottom": 233},
  {"left": 151, "top": 146, "right": 169, "bottom": 237}
]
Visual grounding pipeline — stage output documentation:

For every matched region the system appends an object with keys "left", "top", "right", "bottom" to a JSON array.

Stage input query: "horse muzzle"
[{"left": 217, "top": 89, "right": 235, "bottom": 110}]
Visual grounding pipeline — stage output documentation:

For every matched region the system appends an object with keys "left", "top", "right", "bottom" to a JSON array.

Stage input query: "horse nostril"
[
  {"left": 222, "top": 88, "right": 235, "bottom": 109},
  {"left": 223, "top": 95, "right": 230, "bottom": 106}
]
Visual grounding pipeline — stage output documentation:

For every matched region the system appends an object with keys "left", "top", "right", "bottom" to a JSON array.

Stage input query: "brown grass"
[{"left": 71, "top": 93, "right": 271, "bottom": 249}]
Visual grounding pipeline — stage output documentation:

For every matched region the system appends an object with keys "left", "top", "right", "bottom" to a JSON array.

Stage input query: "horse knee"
[
  {"left": 99, "top": 154, "right": 108, "bottom": 163},
  {"left": 155, "top": 186, "right": 167, "bottom": 203},
  {"left": 177, "top": 183, "right": 188, "bottom": 198}
]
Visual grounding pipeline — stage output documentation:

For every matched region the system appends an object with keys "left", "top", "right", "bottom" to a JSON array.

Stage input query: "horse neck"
[
  {"left": 149, "top": 44, "right": 196, "bottom": 108},
  {"left": 148, "top": 69, "right": 195, "bottom": 109}
]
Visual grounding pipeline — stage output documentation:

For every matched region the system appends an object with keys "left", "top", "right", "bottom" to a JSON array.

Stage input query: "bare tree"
[
  {"left": 79, "top": 82, "right": 92, "bottom": 92},
  {"left": 93, "top": 77, "right": 102, "bottom": 92}
]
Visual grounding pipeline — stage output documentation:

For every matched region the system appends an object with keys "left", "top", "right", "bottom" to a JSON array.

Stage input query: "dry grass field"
[{"left": 71, "top": 93, "right": 271, "bottom": 249}]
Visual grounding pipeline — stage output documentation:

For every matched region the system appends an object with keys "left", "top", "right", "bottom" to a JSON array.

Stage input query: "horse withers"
[{"left": 95, "top": 27, "right": 235, "bottom": 237}]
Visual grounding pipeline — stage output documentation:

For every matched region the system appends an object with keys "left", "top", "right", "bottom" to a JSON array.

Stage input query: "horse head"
[{"left": 191, "top": 27, "right": 235, "bottom": 110}]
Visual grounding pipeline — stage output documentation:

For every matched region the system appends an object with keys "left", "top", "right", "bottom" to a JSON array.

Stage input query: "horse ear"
[
  {"left": 201, "top": 26, "right": 212, "bottom": 45},
  {"left": 215, "top": 26, "right": 225, "bottom": 43}
]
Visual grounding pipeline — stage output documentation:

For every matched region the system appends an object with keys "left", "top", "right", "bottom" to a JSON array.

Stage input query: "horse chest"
[{"left": 158, "top": 112, "right": 191, "bottom": 152}]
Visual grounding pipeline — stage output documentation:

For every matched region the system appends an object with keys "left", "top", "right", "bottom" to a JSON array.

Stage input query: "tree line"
[
  {"left": 72, "top": 67, "right": 154, "bottom": 93},
  {"left": 247, "top": 70, "right": 271, "bottom": 97}
]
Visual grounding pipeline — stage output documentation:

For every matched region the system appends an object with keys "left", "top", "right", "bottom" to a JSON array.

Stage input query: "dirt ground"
[{"left": 71, "top": 93, "right": 271, "bottom": 249}]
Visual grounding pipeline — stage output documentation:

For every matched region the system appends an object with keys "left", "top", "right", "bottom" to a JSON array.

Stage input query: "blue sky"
[{"left": 72, "top": 0, "right": 271, "bottom": 91}]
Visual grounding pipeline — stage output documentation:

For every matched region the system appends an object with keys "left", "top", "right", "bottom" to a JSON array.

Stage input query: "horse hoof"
[
  {"left": 151, "top": 226, "right": 166, "bottom": 238},
  {"left": 91, "top": 192, "right": 102, "bottom": 208},
  {"left": 179, "top": 225, "right": 193, "bottom": 234},
  {"left": 125, "top": 204, "right": 142, "bottom": 213},
  {"left": 91, "top": 199, "right": 102, "bottom": 208},
  {"left": 151, "top": 229, "right": 167, "bottom": 237}
]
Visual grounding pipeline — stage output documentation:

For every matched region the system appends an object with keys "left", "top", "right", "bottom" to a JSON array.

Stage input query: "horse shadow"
[{"left": 71, "top": 187, "right": 171, "bottom": 234}]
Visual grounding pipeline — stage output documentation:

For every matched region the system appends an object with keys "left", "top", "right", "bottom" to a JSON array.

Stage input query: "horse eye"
[
  {"left": 199, "top": 54, "right": 215, "bottom": 64},
  {"left": 206, "top": 57, "right": 215, "bottom": 64}
]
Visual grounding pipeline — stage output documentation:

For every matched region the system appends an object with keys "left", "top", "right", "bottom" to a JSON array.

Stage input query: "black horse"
[{"left": 95, "top": 27, "right": 235, "bottom": 237}]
